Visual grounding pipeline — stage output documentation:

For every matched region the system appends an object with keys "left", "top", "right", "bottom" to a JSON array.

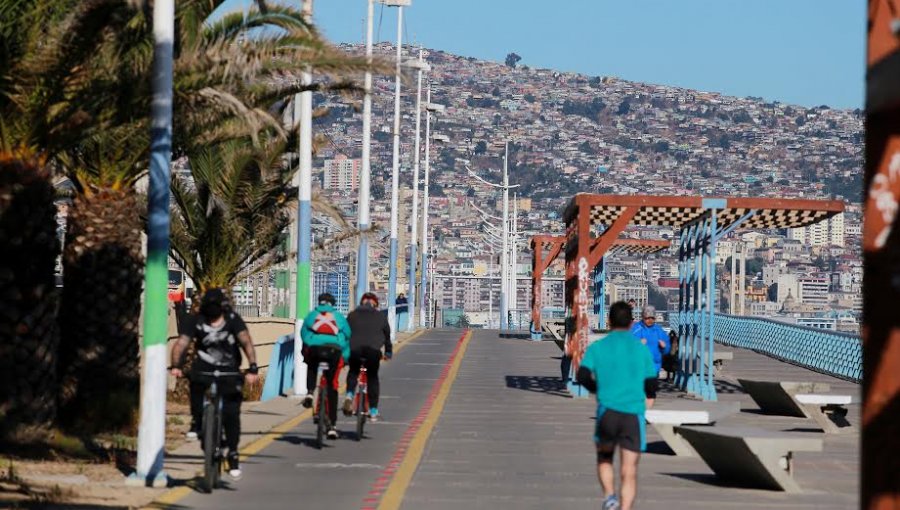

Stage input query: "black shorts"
[{"left": 594, "top": 406, "right": 646, "bottom": 453}]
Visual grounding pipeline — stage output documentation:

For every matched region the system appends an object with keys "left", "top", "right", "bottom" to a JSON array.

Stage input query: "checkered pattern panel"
[
  {"left": 633, "top": 207, "right": 704, "bottom": 227},
  {"left": 589, "top": 205, "right": 834, "bottom": 230},
  {"left": 728, "top": 209, "right": 832, "bottom": 230}
]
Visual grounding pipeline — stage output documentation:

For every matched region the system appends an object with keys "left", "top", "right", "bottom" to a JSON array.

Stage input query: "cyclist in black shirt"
[{"left": 170, "top": 288, "right": 258, "bottom": 480}]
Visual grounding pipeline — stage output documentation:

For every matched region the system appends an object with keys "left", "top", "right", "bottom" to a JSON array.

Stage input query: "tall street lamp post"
[
  {"left": 355, "top": 0, "right": 376, "bottom": 304},
  {"left": 384, "top": 0, "right": 411, "bottom": 341},
  {"left": 132, "top": 0, "right": 174, "bottom": 488},
  {"left": 419, "top": 91, "right": 445, "bottom": 329},
  {"left": 405, "top": 50, "right": 430, "bottom": 332}
]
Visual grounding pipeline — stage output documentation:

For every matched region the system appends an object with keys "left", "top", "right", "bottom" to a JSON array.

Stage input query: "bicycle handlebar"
[{"left": 196, "top": 370, "right": 243, "bottom": 377}]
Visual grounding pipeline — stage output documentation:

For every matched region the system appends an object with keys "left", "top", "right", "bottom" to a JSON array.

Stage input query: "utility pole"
[
  {"left": 419, "top": 85, "right": 432, "bottom": 330},
  {"left": 510, "top": 192, "right": 518, "bottom": 327},
  {"left": 132, "top": 0, "right": 173, "bottom": 487},
  {"left": 500, "top": 143, "right": 510, "bottom": 331},
  {"left": 355, "top": 0, "right": 375, "bottom": 305},
  {"left": 419, "top": 89, "right": 444, "bottom": 329},
  {"left": 386, "top": 1, "right": 407, "bottom": 340},
  {"left": 730, "top": 243, "right": 737, "bottom": 314},
  {"left": 406, "top": 49, "right": 427, "bottom": 331},
  {"left": 291, "top": 0, "right": 314, "bottom": 398},
  {"left": 740, "top": 242, "right": 747, "bottom": 315},
  {"left": 466, "top": 143, "right": 517, "bottom": 331}
]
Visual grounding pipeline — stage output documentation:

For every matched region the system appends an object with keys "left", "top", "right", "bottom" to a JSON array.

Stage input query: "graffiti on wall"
[
  {"left": 865, "top": 147, "right": 900, "bottom": 250},
  {"left": 575, "top": 256, "right": 591, "bottom": 364}
]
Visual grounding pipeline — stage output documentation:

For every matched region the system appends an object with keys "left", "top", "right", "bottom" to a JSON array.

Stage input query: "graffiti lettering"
[
  {"left": 577, "top": 257, "right": 590, "bottom": 355},
  {"left": 866, "top": 149, "right": 900, "bottom": 250}
]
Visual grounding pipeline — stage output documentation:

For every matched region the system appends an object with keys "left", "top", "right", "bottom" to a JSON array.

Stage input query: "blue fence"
[{"left": 671, "top": 313, "right": 861, "bottom": 383}]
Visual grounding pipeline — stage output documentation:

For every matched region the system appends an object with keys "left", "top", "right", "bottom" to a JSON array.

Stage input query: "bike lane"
[{"left": 175, "top": 329, "right": 468, "bottom": 510}]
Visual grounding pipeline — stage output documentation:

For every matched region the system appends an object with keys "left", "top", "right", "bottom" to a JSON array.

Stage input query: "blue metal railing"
[{"left": 671, "top": 313, "right": 861, "bottom": 383}]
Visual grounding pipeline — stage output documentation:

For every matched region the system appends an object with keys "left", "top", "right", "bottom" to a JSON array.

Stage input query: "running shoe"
[
  {"left": 369, "top": 408, "right": 380, "bottom": 422},
  {"left": 227, "top": 453, "right": 241, "bottom": 480},
  {"left": 342, "top": 395, "right": 354, "bottom": 416},
  {"left": 301, "top": 395, "right": 313, "bottom": 409},
  {"left": 327, "top": 428, "right": 339, "bottom": 440},
  {"left": 602, "top": 495, "right": 620, "bottom": 510}
]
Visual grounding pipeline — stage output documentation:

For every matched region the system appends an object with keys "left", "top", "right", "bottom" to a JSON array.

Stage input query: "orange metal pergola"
[
  {"left": 530, "top": 235, "right": 669, "bottom": 340},
  {"left": 562, "top": 194, "right": 844, "bottom": 399}
]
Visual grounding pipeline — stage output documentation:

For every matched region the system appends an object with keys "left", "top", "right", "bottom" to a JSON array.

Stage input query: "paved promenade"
[{"left": 152, "top": 329, "right": 859, "bottom": 510}]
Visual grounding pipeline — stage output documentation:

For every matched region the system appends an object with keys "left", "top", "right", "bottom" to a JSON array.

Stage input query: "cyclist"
[
  {"left": 170, "top": 288, "right": 258, "bottom": 480},
  {"left": 300, "top": 293, "right": 351, "bottom": 439},
  {"left": 343, "top": 292, "right": 392, "bottom": 422}
]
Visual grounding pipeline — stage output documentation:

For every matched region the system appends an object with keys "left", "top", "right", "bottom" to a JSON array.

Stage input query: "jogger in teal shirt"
[{"left": 576, "top": 301, "right": 659, "bottom": 510}]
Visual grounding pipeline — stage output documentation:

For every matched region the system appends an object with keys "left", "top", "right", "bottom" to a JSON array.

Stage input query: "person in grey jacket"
[{"left": 343, "top": 292, "right": 392, "bottom": 421}]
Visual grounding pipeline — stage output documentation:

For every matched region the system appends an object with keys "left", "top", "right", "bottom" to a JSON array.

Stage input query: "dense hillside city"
[{"left": 284, "top": 44, "right": 861, "bottom": 332}]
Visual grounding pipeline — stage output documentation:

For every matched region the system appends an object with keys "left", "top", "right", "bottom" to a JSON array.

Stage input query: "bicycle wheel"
[
  {"left": 355, "top": 387, "right": 366, "bottom": 441},
  {"left": 202, "top": 403, "right": 218, "bottom": 493},
  {"left": 315, "top": 388, "right": 327, "bottom": 449},
  {"left": 212, "top": 401, "right": 224, "bottom": 488}
]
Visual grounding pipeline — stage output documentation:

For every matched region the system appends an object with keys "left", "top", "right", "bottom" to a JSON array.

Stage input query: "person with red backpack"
[{"left": 300, "top": 293, "right": 351, "bottom": 439}]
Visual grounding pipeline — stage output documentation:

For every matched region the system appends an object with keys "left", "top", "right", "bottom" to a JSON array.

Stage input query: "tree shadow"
[
  {"left": 275, "top": 433, "right": 333, "bottom": 450},
  {"left": 504, "top": 375, "right": 570, "bottom": 398}
]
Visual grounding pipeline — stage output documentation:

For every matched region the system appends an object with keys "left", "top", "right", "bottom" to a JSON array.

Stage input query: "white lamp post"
[
  {"left": 383, "top": 0, "right": 411, "bottom": 341},
  {"left": 355, "top": 0, "right": 376, "bottom": 305},
  {"left": 405, "top": 50, "right": 430, "bottom": 332},
  {"left": 419, "top": 93, "right": 445, "bottom": 329},
  {"left": 466, "top": 145, "right": 518, "bottom": 331}
]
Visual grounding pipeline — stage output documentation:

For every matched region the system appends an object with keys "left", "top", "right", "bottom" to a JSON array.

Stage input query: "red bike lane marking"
[{"left": 360, "top": 331, "right": 469, "bottom": 510}]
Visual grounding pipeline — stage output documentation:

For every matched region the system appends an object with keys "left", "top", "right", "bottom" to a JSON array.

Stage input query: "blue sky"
[{"left": 221, "top": 1, "right": 865, "bottom": 109}]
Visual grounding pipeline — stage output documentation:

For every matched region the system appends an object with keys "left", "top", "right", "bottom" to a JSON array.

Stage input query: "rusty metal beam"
[{"left": 864, "top": 2, "right": 900, "bottom": 508}]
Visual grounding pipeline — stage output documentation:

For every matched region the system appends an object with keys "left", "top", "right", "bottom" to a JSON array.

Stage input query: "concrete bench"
[
  {"left": 675, "top": 425, "right": 823, "bottom": 493},
  {"left": 737, "top": 379, "right": 855, "bottom": 434},
  {"left": 645, "top": 401, "right": 740, "bottom": 456}
]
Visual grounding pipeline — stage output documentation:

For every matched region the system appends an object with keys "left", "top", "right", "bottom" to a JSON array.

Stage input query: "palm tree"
[
  {"left": 0, "top": 0, "right": 141, "bottom": 440},
  {"left": 171, "top": 136, "right": 297, "bottom": 293},
  {"left": 53, "top": 0, "right": 380, "bottom": 432}
]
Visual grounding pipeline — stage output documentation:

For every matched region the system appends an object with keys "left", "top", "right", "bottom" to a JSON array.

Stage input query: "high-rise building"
[
  {"left": 797, "top": 277, "right": 830, "bottom": 306},
  {"left": 322, "top": 155, "right": 360, "bottom": 191},
  {"left": 313, "top": 263, "right": 351, "bottom": 313},
  {"left": 787, "top": 213, "right": 845, "bottom": 247}
]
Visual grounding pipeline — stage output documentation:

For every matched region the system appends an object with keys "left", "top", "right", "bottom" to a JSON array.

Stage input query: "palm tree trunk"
[
  {"left": 57, "top": 189, "right": 143, "bottom": 434},
  {"left": 0, "top": 155, "right": 61, "bottom": 442}
]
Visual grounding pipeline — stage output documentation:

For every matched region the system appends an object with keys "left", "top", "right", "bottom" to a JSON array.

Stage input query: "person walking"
[
  {"left": 343, "top": 292, "right": 392, "bottom": 422},
  {"left": 576, "top": 301, "right": 659, "bottom": 510},
  {"left": 630, "top": 305, "right": 671, "bottom": 376}
]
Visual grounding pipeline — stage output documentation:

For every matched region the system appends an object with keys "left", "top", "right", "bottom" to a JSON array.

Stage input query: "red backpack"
[{"left": 312, "top": 310, "right": 339, "bottom": 335}]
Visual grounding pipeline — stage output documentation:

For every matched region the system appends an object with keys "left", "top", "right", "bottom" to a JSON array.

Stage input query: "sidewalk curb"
[{"left": 142, "top": 328, "right": 429, "bottom": 509}]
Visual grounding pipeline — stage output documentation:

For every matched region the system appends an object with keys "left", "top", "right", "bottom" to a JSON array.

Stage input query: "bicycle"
[
  {"left": 313, "top": 359, "right": 335, "bottom": 449},
  {"left": 198, "top": 369, "right": 241, "bottom": 493},
  {"left": 353, "top": 361, "right": 370, "bottom": 441}
]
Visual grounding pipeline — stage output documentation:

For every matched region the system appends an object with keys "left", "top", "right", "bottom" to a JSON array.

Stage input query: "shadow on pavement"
[
  {"left": 645, "top": 440, "right": 677, "bottom": 456},
  {"left": 661, "top": 472, "right": 735, "bottom": 488},
  {"left": 498, "top": 332, "right": 532, "bottom": 340},
  {"left": 275, "top": 433, "right": 341, "bottom": 449},
  {"left": 504, "top": 375, "right": 570, "bottom": 398}
]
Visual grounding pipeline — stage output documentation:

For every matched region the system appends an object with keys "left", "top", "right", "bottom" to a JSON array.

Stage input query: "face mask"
[{"left": 201, "top": 303, "right": 223, "bottom": 321}]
